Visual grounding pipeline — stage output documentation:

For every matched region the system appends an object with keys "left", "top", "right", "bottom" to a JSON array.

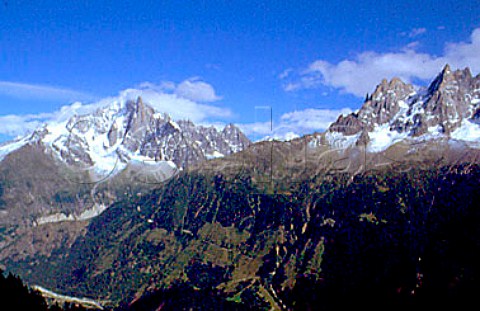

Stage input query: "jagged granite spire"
[
  {"left": 329, "top": 77, "right": 415, "bottom": 135},
  {"left": 327, "top": 65, "right": 480, "bottom": 151}
]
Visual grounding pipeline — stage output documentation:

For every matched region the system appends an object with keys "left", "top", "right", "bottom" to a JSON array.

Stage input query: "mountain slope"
[
  {"left": 0, "top": 96, "right": 250, "bottom": 223},
  {"left": 0, "top": 96, "right": 251, "bottom": 268},
  {"left": 6, "top": 164, "right": 480, "bottom": 310},
  {"left": 2, "top": 65, "right": 480, "bottom": 310}
]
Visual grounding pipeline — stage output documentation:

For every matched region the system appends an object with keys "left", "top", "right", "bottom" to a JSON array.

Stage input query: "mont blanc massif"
[{"left": 2, "top": 65, "right": 480, "bottom": 310}]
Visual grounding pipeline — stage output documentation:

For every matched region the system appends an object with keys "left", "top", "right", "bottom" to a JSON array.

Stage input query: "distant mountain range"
[
  {"left": 1, "top": 65, "right": 480, "bottom": 310},
  {"left": 0, "top": 65, "right": 479, "bottom": 227},
  {"left": 1, "top": 64, "right": 480, "bottom": 173}
]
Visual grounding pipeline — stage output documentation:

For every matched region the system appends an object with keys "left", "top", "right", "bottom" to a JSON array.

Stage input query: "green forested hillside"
[{"left": 5, "top": 164, "right": 480, "bottom": 310}]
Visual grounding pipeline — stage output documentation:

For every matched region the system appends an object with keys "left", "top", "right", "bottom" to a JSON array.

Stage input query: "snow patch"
[
  {"left": 325, "top": 131, "right": 360, "bottom": 149},
  {"left": 308, "top": 135, "right": 323, "bottom": 148},
  {"left": 206, "top": 150, "right": 225, "bottom": 159},
  {"left": 367, "top": 123, "right": 409, "bottom": 152},
  {"left": 398, "top": 100, "right": 409, "bottom": 109},
  {"left": 35, "top": 204, "right": 108, "bottom": 226},
  {"left": 257, "top": 131, "right": 300, "bottom": 142},
  {"left": 42, "top": 121, "right": 69, "bottom": 145},
  {"left": 283, "top": 132, "right": 300, "bottom": 141},
  {"left": 427, "top": 125, "right": 443, "bottom": 137},
  {"left": 451, "top": 119, "right": 480, "bottom": 142},
  {"left": 32, "top": 286, "right": 104, "bottom": 310},
  {"left": 168, "top": 119, "right": 181, "bottom": 131},
  {"left": 0, "top": 137, "right": 29, "bottom": 161}
]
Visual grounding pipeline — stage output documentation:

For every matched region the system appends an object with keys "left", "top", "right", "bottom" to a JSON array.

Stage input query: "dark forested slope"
[{"left": 5, "top": 163, "right": 480, "bottom": 310}]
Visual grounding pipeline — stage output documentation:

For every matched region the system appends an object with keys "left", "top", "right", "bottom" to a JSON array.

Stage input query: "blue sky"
[{"left": 1, "top": 0, "right": 480, "bottom": 142}]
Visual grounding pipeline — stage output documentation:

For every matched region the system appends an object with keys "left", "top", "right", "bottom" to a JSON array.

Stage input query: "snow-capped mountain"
[
  {"left": 2, "top": 65, "right": 479, "bottom": 174},
  {"left": 0, "top": 96, "right": 250, "bottom": 174},
  {"left": 327, "top": 65, "right": 480, "bottom": 152}
]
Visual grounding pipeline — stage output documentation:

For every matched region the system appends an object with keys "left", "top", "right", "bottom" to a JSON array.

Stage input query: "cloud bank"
[
  {"left": 0, "top": 78, "right": 229, "bottom": 139},
  {"left": 283, "top": 27, "right": 480, "bottom": 97}
]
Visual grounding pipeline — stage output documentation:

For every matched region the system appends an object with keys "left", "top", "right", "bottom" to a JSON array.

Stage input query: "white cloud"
[
  {"left": 0, "top": 81, "right": 95, "bottom": 102},
  {"left": 175, "top": 78, "right": 222, "bottom": 102},
  {"left": 138, "top": 78, "right": 222, "bottom": 102},
  {"left": 137, "top": 81, "right": 176, "bottom": 92},
  {"left": 0, "top": 114, "right": 48, "bottom": 137},
  {"left": 405, "top": 41, "right": 420, "bottom": 50},
  {"left": 205, "top": 63, "right": 221, "bottom": 71},
  {"left": 286, "top": 27, "right": 480, "bottom": 97},
  {"left": 239, "top": 108, "right": 352, "bottom": 141},
  {"left": 0, "top": 81, "right": 231, "bottom": 138},
  {"left": 238, "top": 121, "right": 272, "bottom": 137},
  {"left": 399, "top": 27, "right": 427, "bottom": 38},
  {"left": 408, "top": 27, "right": 427, "bottom": 38},
  {"left": 283, "top": 83, "right": 301, "bottom": 92},
  {"left": 117, "top": 87, "right": 230, "bottom": 123},
  {"left": 0, "top": 101, "right": 107, "bottom": 138},
  {"left": 278, "top": 68, "right": 293, "bottom": 79},
  {"left": 444, "top": 29, "right": 480, "bottom": 68}
]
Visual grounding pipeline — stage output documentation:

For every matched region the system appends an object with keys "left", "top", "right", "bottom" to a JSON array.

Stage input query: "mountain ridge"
[
  {"left": 327, "top": 65, "right": 480, "bottom": 152},
  {"left": 0, "top": 96, "right": 251, "bottom": 176},
  {"left": 2, "top": 65, "right": 480, "bottom": 168}
]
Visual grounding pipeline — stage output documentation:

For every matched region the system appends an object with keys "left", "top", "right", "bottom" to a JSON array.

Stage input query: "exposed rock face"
[
  {"left": 329, "top": 114, "right": 365, "bottom": 135},
  {"left": 420, "top": 65, "right": 476, "bottom": 135},
  {"left": 330, "top": 78, "right": 415, "bottom": 135},
  {"left": 328, "top": 65, "right": 480, "bottom": 150}
]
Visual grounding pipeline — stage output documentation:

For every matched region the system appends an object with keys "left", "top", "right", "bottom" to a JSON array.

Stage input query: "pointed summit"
[
  {"left": 428, "top": 64, "right": 474, "bottom": 94},
  {"left": 222, "top": 123, "right": 239, "bottom": 132},
  {"left": 428, "top": 64, "right": 452, "bottom": 93},
  {"left": 221, "top": 123, "right": 250, "bottom": 152},
  {"left": 124, "top": 96, "right": 154, "bottom": 138},
  {"left": 389, "top": 77, "right": 406, "bottom": 87},
  {"left": 463, "top": 66, "right": 473, "bottom": 79},
  {"left": 442, "top": 63, "right": 451, "bottom": 74},
  {"left": 370, "top": 77, "right": 411, "bottom": 100}
]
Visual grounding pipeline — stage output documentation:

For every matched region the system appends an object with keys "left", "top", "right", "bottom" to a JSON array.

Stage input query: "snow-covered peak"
[
  {"left": 1, "top": 96, "right": 250, "bottom": 176},
  {"left": 327, "top": 66, "right": 480, "bottom": 152}
]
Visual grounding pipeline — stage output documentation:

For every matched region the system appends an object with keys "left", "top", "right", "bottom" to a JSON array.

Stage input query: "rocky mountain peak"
[
  {"left": 419, "top": 65, "right": 478, "bottom": 135},
  {"left": 428, "top": 64, "right": 473, "bottom": 94},
  {"left": 329, "top": 77, "right": 414, "bottom": 136},
  {"left": 327, "top": 65, "right": 480, "bottom": 152},
  {"left": 124, "top": 97, "right": 154, "bottom": 132},
  {"left": 220, "top": 123, "right": 250, "bottom": 153},
  {"left": 0, "top": 96, "right": 251, "bottom": 175}
]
